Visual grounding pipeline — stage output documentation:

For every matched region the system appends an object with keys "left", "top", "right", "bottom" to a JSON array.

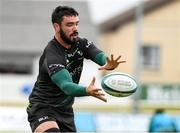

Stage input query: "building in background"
[
  {"left": 98, "top": 0, "right": 180, "bottom": 112},
  {"left": 0, "top": 0, "right": 100, "bottom": 106},
  {"left": 0, "top": 0, "right": 98, "bottom": 74}
]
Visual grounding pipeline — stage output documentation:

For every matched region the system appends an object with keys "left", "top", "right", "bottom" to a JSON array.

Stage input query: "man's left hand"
[{"left": 98, "top": 54, "right": 126, "bottom": 70}]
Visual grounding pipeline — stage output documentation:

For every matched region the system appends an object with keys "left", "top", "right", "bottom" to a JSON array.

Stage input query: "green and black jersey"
[{"left": 28, "top": 37, "right": 107, "bottom": 108}]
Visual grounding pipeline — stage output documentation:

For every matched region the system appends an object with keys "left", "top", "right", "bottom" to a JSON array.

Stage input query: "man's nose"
[{"left": 73, "top": 25, "right": 78, "bottom": 31}]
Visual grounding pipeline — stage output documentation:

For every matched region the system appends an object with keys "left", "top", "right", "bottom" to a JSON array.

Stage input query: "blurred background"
[{"left": 0, "top": 0, "right": 180, "bottom": 132}]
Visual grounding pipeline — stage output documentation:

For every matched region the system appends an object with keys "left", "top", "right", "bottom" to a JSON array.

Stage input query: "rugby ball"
[{"left": 101, "top": 72, "right": 138, "bottom": 97}]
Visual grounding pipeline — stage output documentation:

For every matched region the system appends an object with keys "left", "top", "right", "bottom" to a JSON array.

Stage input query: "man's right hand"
[{"left": 86, "top": 77, "right": 107, "bottom": 102}]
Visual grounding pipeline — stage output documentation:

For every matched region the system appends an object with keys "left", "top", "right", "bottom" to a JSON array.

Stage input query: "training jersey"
[{"left": 28, "top": 37, "right": 103, "bottom": 108}]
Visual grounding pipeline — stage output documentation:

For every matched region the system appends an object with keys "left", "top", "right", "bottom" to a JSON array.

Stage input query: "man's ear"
[{"left": 53, "top": 23, "right": 60, "bottom": 33}]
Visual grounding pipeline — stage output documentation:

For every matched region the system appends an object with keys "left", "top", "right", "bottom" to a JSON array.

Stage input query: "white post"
[{"left": 133, "top": 0, "right": 144, "bottom": 113}]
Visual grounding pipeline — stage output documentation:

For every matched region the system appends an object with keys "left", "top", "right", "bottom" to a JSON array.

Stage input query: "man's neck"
[{"left": 55, "top": 34, "right": 71, "bottom": 49}]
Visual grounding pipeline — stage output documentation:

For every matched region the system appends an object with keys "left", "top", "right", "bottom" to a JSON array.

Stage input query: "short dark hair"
[{"left": 51, "top": 6, "right": 79, "bottom": 24}]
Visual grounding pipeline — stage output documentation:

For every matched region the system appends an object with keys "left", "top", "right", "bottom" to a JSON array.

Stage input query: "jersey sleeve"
[
  {"left": 78, "top": 38, "right": 107, "bottom": 66},
  {"left": 79, "top": 38, "right": 101, "bottom": 59},
  {"left": 45, "top": 44, "right": 66, "bottom": 76},
  {"left": 51, "top": 68, "right": 87, "bottom": 96}
]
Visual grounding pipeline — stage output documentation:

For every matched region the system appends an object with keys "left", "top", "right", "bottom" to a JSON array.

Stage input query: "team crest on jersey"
[
  {"left": 77, "top": 50, "right": 83, "bottom": 56},
  {"left": 67, "top": 48, "right": 83, "bottom": 58}
]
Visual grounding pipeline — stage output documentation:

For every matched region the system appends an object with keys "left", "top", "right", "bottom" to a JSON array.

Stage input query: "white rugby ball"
[{"left": 101, "top": 72, "right": 138, "bottom": 97}]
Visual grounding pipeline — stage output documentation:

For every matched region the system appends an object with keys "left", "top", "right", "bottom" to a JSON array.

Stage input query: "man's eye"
[{"left": 67, "top": 24, "right": 73, "bottom": 27}]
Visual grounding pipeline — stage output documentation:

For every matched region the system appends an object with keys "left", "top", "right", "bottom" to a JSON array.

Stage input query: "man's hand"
[
  {"left": 86, "top": 77, "right": 107, "bottom": 102},
  {"left": 99, "top": 54, "right": 126, "bottom": 70}
]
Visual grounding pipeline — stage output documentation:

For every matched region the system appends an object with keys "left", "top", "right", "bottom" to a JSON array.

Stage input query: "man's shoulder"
[
  {"left": 45, "top": 39, "right": 59, "bottom": 50},
  {"left": 47, "top": 38, "right": 56, "bottom": 47},
  {"left": 77, "top": 37, "right": 88, "bottom": 44},
  {"left": 77, "top": 37, "right": 94, "bottom": 48},
  {"left": 43, "top": 38, "right": 63, "bottom": 55}
]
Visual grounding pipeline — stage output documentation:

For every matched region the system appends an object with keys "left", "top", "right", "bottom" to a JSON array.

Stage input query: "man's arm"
[
  {"left": 98, "top": 54, "right": 126, "bottom": 70},
  {"left": 94, "top": 52, "right": 107, "bottom": 66},
  {"left": 51, "top": 68, "right": 107, "bottom": 102},
  {"left": 94, "top": 53, "right": 126, "bottom": 70},
  {"left": 51, "top": 69, "right": 87, "bottom": 96},
  {"left": 79, "top": 38, "right": 126, "bottom": 70}
]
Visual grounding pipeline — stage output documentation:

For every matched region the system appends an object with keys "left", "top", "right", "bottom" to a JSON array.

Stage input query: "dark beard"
[{"left": 60, "top": 29, "right": 78, "bottom": 45}]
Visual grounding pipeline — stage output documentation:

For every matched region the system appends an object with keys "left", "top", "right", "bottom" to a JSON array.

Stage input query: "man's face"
[{"left": 59, "top": 15, "right": 79, "bottom": 45}]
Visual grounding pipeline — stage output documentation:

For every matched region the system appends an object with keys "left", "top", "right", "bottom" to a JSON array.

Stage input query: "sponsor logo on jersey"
[
  {"left": 86, "top": 41, "right": 93, "bottom": 48},
  {"left": 38, "top": 116, "right": 49, "bottom": 122},
  {"left": 48, "top": 64, "right": 65, "bottom": 72},
  {"left": 70, "top": 66, "right": 83, "bottom": 76},
  {"left": 48, "top": 64, "right": 65, "bottom": 69}
]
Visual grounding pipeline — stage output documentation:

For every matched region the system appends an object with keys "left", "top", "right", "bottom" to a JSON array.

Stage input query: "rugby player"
[{"left": 27, "top": 6, "right": 125, "bottom": 133}]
